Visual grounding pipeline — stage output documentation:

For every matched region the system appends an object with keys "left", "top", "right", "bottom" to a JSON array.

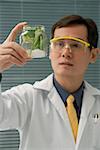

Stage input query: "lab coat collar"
[
  {"left": 84, "top": 80, "right": 100, "bottom": 96},
  {"left": 33, "top": 73, "right": 54, "bottom": 91},
  {"left": 33, "top": 73, "right": 69, "bottom": 123},
  {"left": 33, "top": 74, "right": 100, "bottom": 97}
]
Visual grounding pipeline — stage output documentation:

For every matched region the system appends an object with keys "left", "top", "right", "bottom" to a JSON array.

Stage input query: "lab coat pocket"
[{"left": 92, "top": 113, "right": 100, "bottom": 149}]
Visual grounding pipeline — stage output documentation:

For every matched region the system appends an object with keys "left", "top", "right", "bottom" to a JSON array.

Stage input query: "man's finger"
[{"left": 4, "top": 22, "right": 27, "bottom": 43}]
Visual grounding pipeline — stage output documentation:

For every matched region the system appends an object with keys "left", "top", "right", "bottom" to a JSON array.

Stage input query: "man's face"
[{"left": 49, "top": 25, "right": 97, "bottom": 79}]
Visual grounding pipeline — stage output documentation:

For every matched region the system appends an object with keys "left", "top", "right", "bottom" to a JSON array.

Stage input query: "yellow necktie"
[{"left": 66, "top": 95, "right": 78, "bottom": 142}]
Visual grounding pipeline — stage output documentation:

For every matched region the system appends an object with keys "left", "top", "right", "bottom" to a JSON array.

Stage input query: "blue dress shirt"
[{"left": 53, "top": 76, "right": 85, "bottom": 122}]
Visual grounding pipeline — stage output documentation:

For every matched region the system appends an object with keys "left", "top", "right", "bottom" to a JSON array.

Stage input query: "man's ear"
[{"left": 90, "top": 48, "right": 99, "bottom": 63}]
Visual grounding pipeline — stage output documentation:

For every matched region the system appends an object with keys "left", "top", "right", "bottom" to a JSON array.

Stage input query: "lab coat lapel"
[
  {"left": 76, "top": 84, "right": 96, "bottom": 148},
  {"left": 33, "top": 74, "right": 70, "bottom": 125},
  {"left": 48, "top": 86, "right": 75, "bottom": 144}
]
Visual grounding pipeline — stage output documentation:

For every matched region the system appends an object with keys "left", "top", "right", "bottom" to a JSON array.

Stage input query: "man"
[{"left": 0, "top": 15, "right": 100, "bottom": 150}]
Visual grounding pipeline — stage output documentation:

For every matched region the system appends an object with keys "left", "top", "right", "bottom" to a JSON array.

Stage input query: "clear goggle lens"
[{"left": 50, "top": 36, "right": 92, "bottom": 52}]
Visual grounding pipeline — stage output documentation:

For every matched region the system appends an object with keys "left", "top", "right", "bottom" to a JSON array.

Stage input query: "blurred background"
[{"left": 0, "top": 0, "right": 100, "bottom": 149}]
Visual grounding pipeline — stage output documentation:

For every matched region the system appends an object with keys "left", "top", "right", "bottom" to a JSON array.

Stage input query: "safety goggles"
[{"left": 50, "top": 36, "right": 93, "bottom": 52}]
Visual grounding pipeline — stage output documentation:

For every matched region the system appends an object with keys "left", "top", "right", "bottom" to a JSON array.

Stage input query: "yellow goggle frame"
[{"left": 50, "top": 36, "right": 93, "bottom": 48}]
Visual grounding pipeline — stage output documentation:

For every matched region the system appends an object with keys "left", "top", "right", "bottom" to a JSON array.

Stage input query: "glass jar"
[{"left": 19, "top": 25, "right": 48, "bottom": 58}]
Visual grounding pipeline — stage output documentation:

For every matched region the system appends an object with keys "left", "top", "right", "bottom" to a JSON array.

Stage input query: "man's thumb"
[{"left": 4, "top": 22, "right": 27, "bottom": 43}]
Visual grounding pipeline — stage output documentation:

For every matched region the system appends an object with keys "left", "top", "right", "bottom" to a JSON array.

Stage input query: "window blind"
[{"left": 0, "top": 0, "right": 100, "bottom": 149}]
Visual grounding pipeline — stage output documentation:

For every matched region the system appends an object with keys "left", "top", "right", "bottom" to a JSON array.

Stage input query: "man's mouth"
[{"left": 59, "top": 62, "right": 73, "bottom": 66}]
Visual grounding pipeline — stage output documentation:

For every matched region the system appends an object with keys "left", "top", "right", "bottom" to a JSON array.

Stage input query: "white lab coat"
[{"left": 0, "top": 73, "right": 100, "bottom": 150}]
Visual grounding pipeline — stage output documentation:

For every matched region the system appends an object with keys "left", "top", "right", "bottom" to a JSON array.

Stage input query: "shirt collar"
[{"left": 53, "top": 75, "right": 85, "bottom": 108}]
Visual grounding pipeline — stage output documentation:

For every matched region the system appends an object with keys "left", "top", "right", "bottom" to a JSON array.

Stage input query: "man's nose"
[{"left": 61, "top": 44, "right": 72, "bottom": 58}]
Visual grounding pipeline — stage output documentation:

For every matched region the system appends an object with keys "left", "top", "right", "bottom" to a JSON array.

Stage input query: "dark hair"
[{"left": 51, "top": 15, "right": 98, "bottom": 48}]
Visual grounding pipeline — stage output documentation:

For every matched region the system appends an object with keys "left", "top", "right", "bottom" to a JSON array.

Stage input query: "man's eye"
[
  {"left": 72, "top": 43, "right": 79, "bottom": 47},
  {"left": 71, "top": 43, "right": 82, "bottom": 48},
  {"left": 57, "top": 41, "right": 64, "bottom": 47}
]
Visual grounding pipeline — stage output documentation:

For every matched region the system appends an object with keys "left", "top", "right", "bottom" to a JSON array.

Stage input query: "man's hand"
[{"left": 0, "top": 22, "right": 32, "bottom": 72}]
